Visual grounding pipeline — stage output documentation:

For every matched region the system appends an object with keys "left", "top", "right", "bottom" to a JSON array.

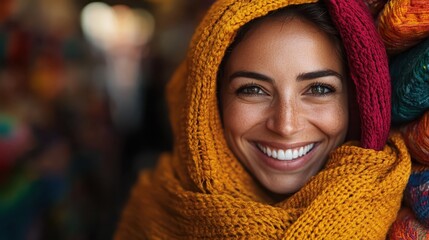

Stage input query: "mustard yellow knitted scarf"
[
  {"left": 115, "top": 0, "right": 411, "bottom": 239},
  {"left": 115, "top": 134, "right": 409, "bottom": 239}
]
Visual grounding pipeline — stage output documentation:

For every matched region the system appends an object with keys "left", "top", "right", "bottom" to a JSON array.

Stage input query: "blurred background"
[{"left": 0, "top": 0, "right": 214, "bottom": 239}]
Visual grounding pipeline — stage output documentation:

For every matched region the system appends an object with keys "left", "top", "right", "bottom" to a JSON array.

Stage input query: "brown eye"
[
  {"left": 308, "top": 83, "right": 334, "bottom": 96},
  {"left": 236, "top": 84, "right": 266, "bottom": 96}
]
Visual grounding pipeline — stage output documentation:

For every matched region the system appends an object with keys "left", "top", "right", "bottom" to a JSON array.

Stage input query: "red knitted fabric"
[{"left": 327, "top": 0, "right": 391, "bottom": 150}]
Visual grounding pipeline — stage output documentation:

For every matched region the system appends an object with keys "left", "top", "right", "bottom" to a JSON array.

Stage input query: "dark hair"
[
  {"left": 217, "top": 1, "right": 346, "bottom": 80},
  {"left": 216, "top": 1, "right": 358, "bottom": 140}
]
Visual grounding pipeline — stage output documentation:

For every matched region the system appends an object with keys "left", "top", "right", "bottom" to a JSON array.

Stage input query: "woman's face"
[{"left": 220, "top": 17, "right": 349, "bottom": 194}]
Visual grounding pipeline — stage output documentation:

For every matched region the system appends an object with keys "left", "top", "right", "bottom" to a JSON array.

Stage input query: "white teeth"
[
  {"left": 267, "top": 148, "right": 272, "bottom": 157},
  {"left": 257, "top": 143, "right": 314, "bottom": 161},
  {"left": 278, "top": 150, "right": 285, "bottom": 159},
  {"left": 293, "top": 149, "right": 299, "bottom": 159},
  {"left": 285, "top": 149, "right": 292, "bottom": 160}
]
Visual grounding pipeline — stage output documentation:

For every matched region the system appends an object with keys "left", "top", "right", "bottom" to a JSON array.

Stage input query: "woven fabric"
[
  {"left": 401, "top": 111, "right": 429, "bottom": 164},
  {"left": 377, "top": 0, "right": 429, "bottom": 54},
  {"left": 114, "top": 0, "right": 410, "bottom": 239},
  {"left": 389, "top": 208, "right": 429, "bottom": 239},
  {"left": 391, "top": 38, "right": 429, "bottom": 124}
]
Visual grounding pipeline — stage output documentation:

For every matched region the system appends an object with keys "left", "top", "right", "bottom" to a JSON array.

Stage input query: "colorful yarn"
[
  {"left": 388, "top": 207, "right": 429, "bottom": 240},
  {"left": 391, "top": 37, "right": 429, "bottom": 124},
  {"left": 404, "top": 170, "right": 429, "bottom": 227},
  {"left": 401, "top": 111, "right": 429, "bottom": 164},
  {"left": 377, "top": 0, "right": 429, "bottom": 54}
]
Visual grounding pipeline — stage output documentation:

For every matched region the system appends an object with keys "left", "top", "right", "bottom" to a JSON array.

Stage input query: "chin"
[{"left": 263, "top": 181, "right": 306, "bottom": 195}]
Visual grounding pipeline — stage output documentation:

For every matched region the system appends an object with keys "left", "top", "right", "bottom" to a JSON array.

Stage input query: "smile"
[{"left": 257, "top": 143, "right": 315, "bottom": 161}]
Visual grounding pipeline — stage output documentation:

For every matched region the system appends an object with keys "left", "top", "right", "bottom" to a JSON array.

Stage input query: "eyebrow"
[
  {"left": 296, "top": 69, "right": 343, "bottom": 82},
  {"left": 228, "top": 69, "right": 343, "bottom": 82},
  {"left": 228, "top": 71, "right": 273, "bottom": 83}
]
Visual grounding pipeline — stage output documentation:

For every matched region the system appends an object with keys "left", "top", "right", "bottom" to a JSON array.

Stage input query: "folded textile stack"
[
  {"left": 390, "top": 38, "right": 429, "bottom": 124},
  {"left": 372, "top": 0, "right": 429, "bottom": 238},
  {"left": 389, "top": 207, "right": 429, "bottom": 240},
  {"left": 377, "top": 0, "right": 429, "bottom": 55},
  {"left": 401, "top": 112, "right": 429, "bottom": 165}
]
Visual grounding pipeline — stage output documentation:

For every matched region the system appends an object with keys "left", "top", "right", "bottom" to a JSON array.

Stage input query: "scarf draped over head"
[{"left": 115, "top": 0, "right": 411, "bottom": 239}]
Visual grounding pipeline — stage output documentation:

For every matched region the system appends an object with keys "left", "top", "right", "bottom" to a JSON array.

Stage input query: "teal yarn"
[{"left": 391, "top": 37, "right": 429, "bottom": 124}]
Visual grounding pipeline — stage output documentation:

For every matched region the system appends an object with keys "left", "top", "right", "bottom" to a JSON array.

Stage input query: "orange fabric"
[
  {"left": 401, "top": 111, "right": 429, "bottom": 164},
  {"left": 389, "top": 208, "right": 429, "bottom": 239},
  {"left": 377, "top": 0, "right": 429, "bottom": 54}
]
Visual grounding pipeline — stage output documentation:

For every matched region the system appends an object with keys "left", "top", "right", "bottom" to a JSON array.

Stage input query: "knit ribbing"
[{"left": 327, "top": 0, "right": 391, "bottom": 150}]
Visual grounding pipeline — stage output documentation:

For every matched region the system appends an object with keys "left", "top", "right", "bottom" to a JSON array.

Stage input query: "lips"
[{"left": 256, "top": 143, "right": 315, "bottom": 161}]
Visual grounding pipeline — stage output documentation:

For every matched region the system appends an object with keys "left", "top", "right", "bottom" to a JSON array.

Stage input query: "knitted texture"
[
  {"left": 113, "top": 0, "right": 412, "bottom": 238},
  {"left": 401, "top": 111, "right": 429, "bottom": 164},
  {"left": 389, "top": 208, "right": 429, "bottom": 240},
  {"left": 391, "top": 37, "right": 429, "bottom": 124},
  {"left": 404, "top": 169, "right": 429, "bottom": 228},
  {"left": 115, "top": 133, "right": 410, "bottom": 239},
  {"left": 377, "top": 0, "right": 429, "bottom": 54},
  {"left": 327, "top": 0, "right": 391, "bottom": 150}
]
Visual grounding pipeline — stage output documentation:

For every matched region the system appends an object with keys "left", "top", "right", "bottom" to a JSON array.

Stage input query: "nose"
[{"left": 266, "top": 98, "right": 303, "bottom": 137}]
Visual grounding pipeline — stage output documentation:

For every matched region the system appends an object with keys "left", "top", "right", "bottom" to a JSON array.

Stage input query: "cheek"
[
  {"left": 221, "top": 97, "right": 265, "bottom": 138},
  {"left": 310, "top": 101, "right": 349, "bottom": 138}
]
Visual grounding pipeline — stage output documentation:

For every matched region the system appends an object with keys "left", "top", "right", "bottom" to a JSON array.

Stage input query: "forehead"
[
  {"left": 224, "top": 18, "right": 344, "bottom": 78},
  {"left": 236, "top": 16, "right": 336, "bottom": 54}
]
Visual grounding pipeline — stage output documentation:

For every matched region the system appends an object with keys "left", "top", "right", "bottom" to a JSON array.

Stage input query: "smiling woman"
[
  {"left": 115, "top": 0, "right": 411, "bottom": 239},
  {"left": 219, "top": 11, "right": 348, "bottom": 194}
]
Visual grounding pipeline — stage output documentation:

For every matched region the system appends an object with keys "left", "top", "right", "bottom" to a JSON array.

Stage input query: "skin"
[{"left": 220, "top": 17, "right": 349, "bottom": 195}]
